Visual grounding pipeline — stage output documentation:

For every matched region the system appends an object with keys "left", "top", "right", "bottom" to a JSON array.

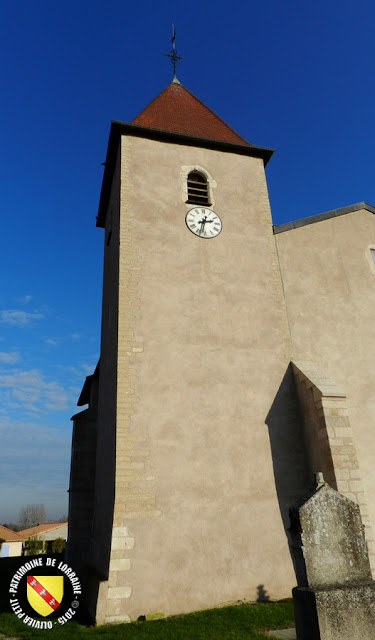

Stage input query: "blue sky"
[{"left": 1, "top": 0, "right": 375, "bottom": 523}]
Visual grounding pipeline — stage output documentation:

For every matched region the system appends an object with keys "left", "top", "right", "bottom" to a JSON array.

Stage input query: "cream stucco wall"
[
  {"left": 275, "top": 208, "right": 375, "bottom": 567},
  {"left": 0, "top": 541, "right": 23, "bottom": 557},
  {"left": 38, "top": 525, "right": 68, "bottom": 541},
  {"left": 93, "top": 134, "right": 312, "bottom": 623}
]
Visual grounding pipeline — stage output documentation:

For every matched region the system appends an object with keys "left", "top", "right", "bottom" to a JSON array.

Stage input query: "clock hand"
[{"left": 198, "top": 216, "right": 207, "bottom": 235}]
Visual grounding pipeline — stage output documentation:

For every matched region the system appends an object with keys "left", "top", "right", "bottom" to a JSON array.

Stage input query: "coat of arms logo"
[{"left": 26, "top": 576, "right": 64, "bottom": 617}]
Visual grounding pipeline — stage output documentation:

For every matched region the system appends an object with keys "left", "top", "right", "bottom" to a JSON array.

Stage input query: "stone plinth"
[
  {"left": 289, "top": 473, "right": 375, "bottom": 639},
  {"left": 293, "top": 584, "right": 375, "bottom": 640}
]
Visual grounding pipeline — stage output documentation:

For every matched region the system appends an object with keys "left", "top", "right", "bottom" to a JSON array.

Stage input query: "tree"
[
  {"left": 1, "top": 522, "right": 22, "bottom": 532},
  {"left": 24, "top": 535, "right": 44, "bottom": 556},
  {"left": 19, "top": 504, "right": 46, "bottom": 529},
  {"left": 51, "top": 537, "right": 65, "bottom": 553},
  {"left": 58, "top": 514, "right": 68, "bottom": 523}
]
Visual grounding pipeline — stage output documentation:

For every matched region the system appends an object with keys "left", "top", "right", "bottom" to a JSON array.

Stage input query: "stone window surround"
[
  {"left": 366, "top": 245, "right": 375, "bottom": 275},
  {"left": 180, "top": 165, "right": 217, "bottom": 208}
]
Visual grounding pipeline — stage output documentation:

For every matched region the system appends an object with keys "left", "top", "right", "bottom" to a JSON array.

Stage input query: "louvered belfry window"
[{"left": 187, "top": 171, "right": 210, "bottom": 205}]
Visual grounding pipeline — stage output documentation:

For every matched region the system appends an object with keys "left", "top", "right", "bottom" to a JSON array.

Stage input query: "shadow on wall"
[
  {"left": 265, "top": 364, "right": 312, "bottom": 533},
  {"left": 256, "top": 584, "right": 270, "bottom": 602}
]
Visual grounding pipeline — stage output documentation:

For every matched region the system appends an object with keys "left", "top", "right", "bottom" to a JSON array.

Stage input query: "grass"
[{"left": 0, "top": 601, "right": 294, "bottom": 639}]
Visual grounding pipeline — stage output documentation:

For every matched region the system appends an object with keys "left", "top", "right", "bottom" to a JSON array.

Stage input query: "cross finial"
[{"left": 164, "top": 24, "right": 183, "bottom": 80}]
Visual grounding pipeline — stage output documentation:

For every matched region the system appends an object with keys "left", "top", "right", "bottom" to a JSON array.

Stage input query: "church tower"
[{"left": 68, "top": 78, "right": 303, "bottom": 624}]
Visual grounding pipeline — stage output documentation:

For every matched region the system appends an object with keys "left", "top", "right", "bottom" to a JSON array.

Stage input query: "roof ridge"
[
  {"left": 273, "top": 202, "right": 375, "bottom": 234},
  {"left": 0, "top": 524, "right": 26, "bottom": 541},
  {"left": 20, "top": 521, "right": 67, "bottom": 534},
  {"left": 176, "top": 83, "right": 250, "bottom": 145},
  {"left": 130, "top": 82, "right": 172, "bottom": 123}
]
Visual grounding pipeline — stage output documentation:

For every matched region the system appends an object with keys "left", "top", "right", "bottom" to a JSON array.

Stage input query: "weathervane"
[{"left": 164, "top": 24, "right": 183, "bottom": 80}]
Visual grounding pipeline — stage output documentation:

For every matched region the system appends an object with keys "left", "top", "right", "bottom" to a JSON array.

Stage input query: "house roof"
[
  {"left": 0, "top": 525, "right": 25, "bottom": 542},
  {"left": 19, "top": 522, "right": 67, "bottom": 538},
  {"left": 273, "top": 202, "right": 375, "bottom": 234},
  {"left": 96, "top": 82, "right": 274, "bottom": 228},
  {"left": 131, "top": 80, "right": 250, "bottom": 145}
]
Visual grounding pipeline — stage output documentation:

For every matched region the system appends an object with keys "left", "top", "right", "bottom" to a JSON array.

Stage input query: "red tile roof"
[
  {"left": 19, "top": 522, "right": 67, "bottom": 538},
  {"left": 131, "top": 81, "right": 251, "bottom": 146},
  {"left": 0, "top": 525, "right": 25, "bottom": 542}
]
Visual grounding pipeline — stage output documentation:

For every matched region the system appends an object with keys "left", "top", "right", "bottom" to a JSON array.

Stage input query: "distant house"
[
  {"left": 20, "top": 522, "right": 68, "bottom": 553},
  {"left": 0, "top": 525, "right": 25, "bottom": 557}
]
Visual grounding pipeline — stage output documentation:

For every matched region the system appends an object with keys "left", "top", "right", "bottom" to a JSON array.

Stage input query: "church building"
[{"left": 67, "top": 77, "right": 375, "bottom": 624}]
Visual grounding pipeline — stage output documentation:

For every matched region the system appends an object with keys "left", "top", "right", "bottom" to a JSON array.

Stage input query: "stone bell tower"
[{"left": 68, "top": 78, "right": 297, "bottom": 623}]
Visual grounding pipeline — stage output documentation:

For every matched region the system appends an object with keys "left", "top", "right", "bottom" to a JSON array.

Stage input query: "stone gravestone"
[{"left": 289, "top": 472, "right": 375, "bottom": 640}]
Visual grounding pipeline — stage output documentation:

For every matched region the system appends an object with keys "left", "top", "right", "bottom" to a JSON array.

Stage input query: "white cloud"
[
  {"left": 81, "top": 362, "right": 96, "bottom": 375},
  {"left": 45, "top": 338, "right": 58, "bottom": 346},
  {"left": 17, "top": 294, "right": 33, "bottom": 304},
  {"left": 0, "top": 369, "right": 68, "bottom": 412},
  {"left": 69, "top": 385, "right": 82, "bottom": 395},
  {"left": 0, "top": 417, "right": 71, "bottom": 522},
  {"left": 14, "top": 295, "right": 33, "bottom": 305},
  {"left": 0, "top": 309, "right": 44, "bottom": 326},
  {"left": 56, "top": 358, "right": 98, "bottom": 378},
  {"left": 71, "top": 333, "right": 81, "bottom": 340},
  {"left": 0, "top": 351, "right": 20, "bottom": 364}
]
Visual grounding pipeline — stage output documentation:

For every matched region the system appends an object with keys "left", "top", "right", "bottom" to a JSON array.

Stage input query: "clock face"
[{"left": 185, "top": 207, "right": 222, "bottom": 238}]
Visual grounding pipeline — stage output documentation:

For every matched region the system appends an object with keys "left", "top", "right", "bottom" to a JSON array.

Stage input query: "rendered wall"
[
  {"left": 4, "top": 542, "right": 23, "bottom": 557},
  {"left": 291, "top": 360, "right": 375, "bottom": 572},
  {"left": 275, "top": 208, "right": 375, "bottom": 572},
  {"left": 96, "top": 134, "right": 309, "bottom": 622}
]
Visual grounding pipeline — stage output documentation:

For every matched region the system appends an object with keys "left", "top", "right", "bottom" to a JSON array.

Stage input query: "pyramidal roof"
[
  {"left": 97, "top": 80, "right": 274, "bottom": 227},
  {"left": 131, "top": 79, "right": 251, "bottom": 146}
]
